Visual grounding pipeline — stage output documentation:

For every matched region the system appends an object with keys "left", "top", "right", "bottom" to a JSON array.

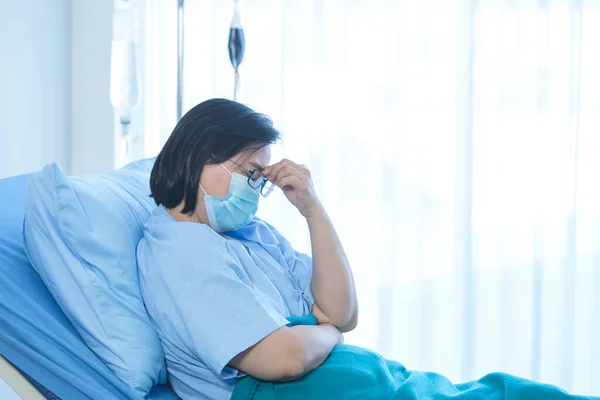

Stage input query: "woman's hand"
[
  {"left": 312, "top": 304, "right": 345, "bottom": 343},
  {"left": 263, "top": 159, "right": 322, "bottom": 219}
]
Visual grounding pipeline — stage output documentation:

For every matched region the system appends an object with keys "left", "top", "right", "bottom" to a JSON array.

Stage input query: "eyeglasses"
[{"left": 230, "top": 160, "right": 275, "bottom": 197}]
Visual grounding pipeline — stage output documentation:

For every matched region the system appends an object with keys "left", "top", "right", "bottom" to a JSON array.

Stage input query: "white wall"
[
  {"left": 1, "top": 0, "right": 146, "bottom": 179},
  {"left": 71, "top": 0, "right": 115, "bottom": 175},
  {"left": 0, "top": 0, "right": 71, "bottom": 179}
]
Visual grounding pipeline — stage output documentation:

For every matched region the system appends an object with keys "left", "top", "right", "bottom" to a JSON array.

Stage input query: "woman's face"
[{"left": 194, "top": 146, "right": 272, "bottom": 224}]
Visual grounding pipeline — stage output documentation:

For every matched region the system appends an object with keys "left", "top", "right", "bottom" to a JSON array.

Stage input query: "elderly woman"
[
  {"left": 138, "top": 99, "right": 592, "bottom": 400},
  {"left": 137, "top": 98, "right": 358, "bottom": 400}
]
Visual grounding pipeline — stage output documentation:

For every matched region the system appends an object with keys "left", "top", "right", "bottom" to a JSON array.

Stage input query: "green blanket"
[{"left": 231, "top": 316, "right": 597, "bottom": 400}]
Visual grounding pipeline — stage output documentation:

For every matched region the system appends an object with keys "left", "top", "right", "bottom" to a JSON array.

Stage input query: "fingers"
[
  {"left": 273, "top": 166, "right": 304, "bottom": 189},
  {"left": 264, "top": 159, "right": 310, "bottom": 182},
  {"left": 263, "top": 159, "right": 290, "bottom": 180},
  {"left": 297, "top": 164, "right": 311, "bottom": 177},
  {"left": 275, "top": 165, "right": 303, "bottom": 184},
  {"left": 277, "top": 175, "right": 303, "bottom": 190}
]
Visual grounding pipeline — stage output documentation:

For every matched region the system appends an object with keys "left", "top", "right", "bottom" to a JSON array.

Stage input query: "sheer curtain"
[{"left": 141, "top": 0, "right": 600, "bottom": 395}]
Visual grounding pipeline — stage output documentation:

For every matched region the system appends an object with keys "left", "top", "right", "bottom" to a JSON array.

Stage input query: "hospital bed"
[{"left": 0, "top": 173, "right": 179, "bottom": 400}]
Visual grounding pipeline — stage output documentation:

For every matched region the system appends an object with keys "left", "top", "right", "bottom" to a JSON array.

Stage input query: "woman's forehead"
[{"left": 237, "top": 146, "right": 271, "bottom": 168}]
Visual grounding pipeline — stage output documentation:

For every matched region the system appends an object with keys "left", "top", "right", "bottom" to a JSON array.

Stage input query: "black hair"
[{"left": 150, "top": 98, "right": 280, "bottom": 214}]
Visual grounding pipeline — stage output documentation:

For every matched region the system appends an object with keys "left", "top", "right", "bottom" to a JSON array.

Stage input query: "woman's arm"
[
  {"left": 263, "top": 159, "right": 359, "bottom": 332},
  {"left": 230, "top": 324, "right": 342, "bottom": 381},
  {"left": 306, "top": 205, "right": 358, "bottom": 332}
]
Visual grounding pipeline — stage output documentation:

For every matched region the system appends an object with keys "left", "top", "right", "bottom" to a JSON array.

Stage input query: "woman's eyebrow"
[{"left": 248, "top": 161, "right": 264, "bottom": 171}]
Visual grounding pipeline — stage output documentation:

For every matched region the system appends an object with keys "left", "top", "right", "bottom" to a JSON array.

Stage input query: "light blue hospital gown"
[{"left": 137, "top": 205, "right": 315, "bottom": 400}]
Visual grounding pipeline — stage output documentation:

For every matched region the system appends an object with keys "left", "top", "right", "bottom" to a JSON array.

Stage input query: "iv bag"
[
  {"left": 228, "top": 1, "right": 245, "bottom": 70},
  {"left": 110, "top": 7, "right": 138, "bottom": 122}
]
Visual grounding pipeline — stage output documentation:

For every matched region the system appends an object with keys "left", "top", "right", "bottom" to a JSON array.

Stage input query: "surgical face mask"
[{"left": 199, "top": 164, "right": 260, "bottom": 232}]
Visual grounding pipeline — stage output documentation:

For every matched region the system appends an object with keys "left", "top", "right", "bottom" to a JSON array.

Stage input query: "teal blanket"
[{"left": 231, "top": 316, "right": 597, "bottom": 400}]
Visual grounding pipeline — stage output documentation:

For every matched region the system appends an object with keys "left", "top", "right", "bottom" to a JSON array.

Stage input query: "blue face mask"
[{"left": 200, "top": 164, "right": 260, "bottom": 233}]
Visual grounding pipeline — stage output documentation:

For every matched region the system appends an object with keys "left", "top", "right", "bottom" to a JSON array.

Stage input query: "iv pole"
[
  {"left": 176, "top": 0, "right": 184, "bottom": 121},
  {"left": 110, "top": 0, "right": 138, "bottom": 164}
]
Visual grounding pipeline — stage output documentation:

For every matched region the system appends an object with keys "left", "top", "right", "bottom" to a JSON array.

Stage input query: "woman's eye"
[{"left": 249, "top": 170, "right": 263, "bottom": 182}]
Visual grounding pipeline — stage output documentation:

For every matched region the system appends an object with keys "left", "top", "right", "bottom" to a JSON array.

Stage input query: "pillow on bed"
[{"left": 23, "top": 158, "right": 167, "bottom": 397}]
